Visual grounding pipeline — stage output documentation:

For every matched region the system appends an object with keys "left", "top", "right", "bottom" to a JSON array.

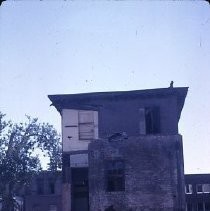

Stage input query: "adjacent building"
[
  {"left": 23, "top": 171, "right": 62, "bottom": 211},
  {"left": 48, "top": 86, "right": 188, "bottom": 211},
  {"left": 185, "top": 174, "right": 210, "bottom": 211}
]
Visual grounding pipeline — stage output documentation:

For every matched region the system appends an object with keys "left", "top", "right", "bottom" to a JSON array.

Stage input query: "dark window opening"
[
  {"left": 71, "top": 168, "right": 89, "bottom": 211},
  {"left": 197, "top": 184, "right": 203, "bottom": 193},
  {"left": 72, "top": 168, "right": 89, "bottom": 197},
  {"left": 185, "top": 184, "right": 193, "bottom": 194},
  {"left": 49, "top": 181, "right": 55, "bottom": 194},
  {"left": 37, "top": 179, "right": 44, "bottom": 195},
  {"left": 145, "top": 107, "right": 160, "bottom": 134},
  {"left": 106, "top": 160, "right": 125, "bottom": 192}
]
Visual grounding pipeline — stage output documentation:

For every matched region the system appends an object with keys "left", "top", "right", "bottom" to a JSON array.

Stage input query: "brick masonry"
[{"left": 88, "top": 135, "right": 185, "bottom": 211}]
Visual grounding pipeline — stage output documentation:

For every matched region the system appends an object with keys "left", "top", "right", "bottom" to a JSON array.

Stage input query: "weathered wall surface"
[
  {"left": 24, "top": 171, "right": 62, "bottom": 211},
  {"left": 88, "top": 135, "right": 185, "bottom": 211},
  {"left": 185, "top": 174, "right": 210, "bottom": 211},
  {"left": 97, "top": 96, "right": 179, "bottom": 138},
  {"left": 61, "top": 95, "right": 179, "bottom": 153}
]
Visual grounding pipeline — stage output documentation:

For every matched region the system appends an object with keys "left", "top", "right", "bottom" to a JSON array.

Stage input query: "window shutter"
[{"left": 79, "top": 111, "right": 95, "bottom": 140}]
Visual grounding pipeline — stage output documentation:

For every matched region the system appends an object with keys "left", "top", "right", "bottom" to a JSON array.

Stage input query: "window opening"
[
  {"left": 197, "top": 184, "right": 203, "bottom": 194},
  {"left": 185, "top": 184, "right": 193, "bottom": 194},
  {"left": 37, "top": 179, "right": 44, "bottom": 195},
  {"left": 49, "top": 180, "right": 55, "bottom": 194},
  {"left": 106, "top": 160, "right": 125, "bottom": 192},
  {"left": 145, "top": 107, "right": 160, "bottom": 134},
  {"left": 139, "top": 107, "right": 160, "bottom": 135}
]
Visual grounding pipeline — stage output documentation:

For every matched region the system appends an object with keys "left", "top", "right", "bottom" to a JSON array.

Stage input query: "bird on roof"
[{"left": 170, "top": 81, "right": 174, "bottom": 88}]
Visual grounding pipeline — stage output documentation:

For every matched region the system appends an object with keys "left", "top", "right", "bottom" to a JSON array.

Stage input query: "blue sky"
[{"left": 0, "top": 1, "right": 210, "bottom": 173}]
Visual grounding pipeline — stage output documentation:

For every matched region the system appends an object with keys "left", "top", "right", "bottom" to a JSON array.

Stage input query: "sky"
[{"left": 0, "top": 1, "right": 210, "bottom": 174}]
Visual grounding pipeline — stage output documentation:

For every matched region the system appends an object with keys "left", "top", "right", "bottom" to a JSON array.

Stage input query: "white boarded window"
[{"left": 79, "top": 111, "right": 95, "bottom": 140}]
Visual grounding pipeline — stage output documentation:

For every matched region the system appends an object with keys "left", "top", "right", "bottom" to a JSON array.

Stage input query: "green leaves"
[{"left": 0, "top": 112, "right": 61, "bottom": 209}]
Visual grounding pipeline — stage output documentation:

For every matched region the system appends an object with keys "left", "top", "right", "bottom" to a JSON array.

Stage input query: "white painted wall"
[
  {"left": 62, "top": 109, "right": 98, "bottom": 152},
  {"left": 70, "top": 154, "right": 88, "bottom": 167}
]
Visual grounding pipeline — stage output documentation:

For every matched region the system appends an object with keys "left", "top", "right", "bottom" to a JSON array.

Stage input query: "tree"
[{"left": 0, "top": 112, "right": 61, "bottom": 211}]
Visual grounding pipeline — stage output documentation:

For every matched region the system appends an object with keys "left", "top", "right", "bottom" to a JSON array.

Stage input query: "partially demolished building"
[{"left": 48, "top": 86, "right": 188, "bottom": 211}]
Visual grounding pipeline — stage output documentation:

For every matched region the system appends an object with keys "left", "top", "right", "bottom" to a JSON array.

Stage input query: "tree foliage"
[{"left": 0, "top": 112, "right": 61, "bottom": 210}]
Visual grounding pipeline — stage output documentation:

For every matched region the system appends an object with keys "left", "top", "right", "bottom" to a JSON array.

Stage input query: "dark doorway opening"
[{"left": 71, "top": 168, "right": 89, "bottom": 211}]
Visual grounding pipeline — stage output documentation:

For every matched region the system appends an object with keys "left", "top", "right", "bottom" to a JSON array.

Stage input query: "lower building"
[
  {"left": 185, "top": 174, "right": 210, "bottom": 211},
  {"left": 0, "top": 196, "right": 23, "bottom": 211},
  {"left": 21, "top": 172, "right": 210, "bottom": 211},
  {"left": 23, "top": 171, "right": 62, "bottom": 211}
]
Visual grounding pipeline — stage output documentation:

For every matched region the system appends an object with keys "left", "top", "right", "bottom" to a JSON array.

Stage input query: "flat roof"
[{"left": 48, "top": 87, "right": 188, "bottom": 119}]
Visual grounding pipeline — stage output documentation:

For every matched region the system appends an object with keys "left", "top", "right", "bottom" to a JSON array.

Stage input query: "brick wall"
[{"left": 88, "top": 135, "right": 185, "bottom": 211}]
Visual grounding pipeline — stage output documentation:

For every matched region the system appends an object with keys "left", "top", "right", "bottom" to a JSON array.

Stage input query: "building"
[
  {"left": 185, "top": 174, "right": 210, "bottom": 211},
  {"left": 0, "top": 197, "right": 23, "bottom": 211},
  {"left": 48, "top": 86, "right": 188, "bottom": 211},
  {"left": 0, "top": 172, "right": 62, "bottom": 211},
  {"left": 89, "top": 135, "right": 185, "bottom": 211},
  {"left": 18, "top": 172, "right": 210, "bottom": 211},
  {"left": 23, "top": 171, "right": 62, "bottom": 211}
]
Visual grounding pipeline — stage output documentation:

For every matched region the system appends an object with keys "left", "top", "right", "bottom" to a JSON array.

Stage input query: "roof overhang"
[{"left": 48, "top": 87, "right": 188, "bottom": 120}]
